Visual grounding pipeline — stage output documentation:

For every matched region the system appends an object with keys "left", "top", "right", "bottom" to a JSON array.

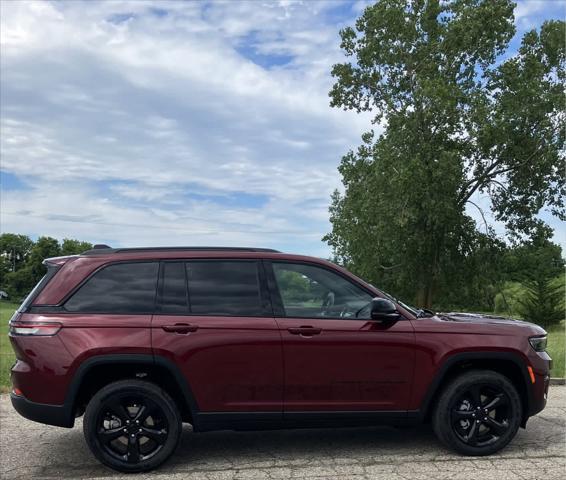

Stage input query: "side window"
[
  {"left": 186, "top": 261, "right": 264, "bottom": 316},
  {"left": 160, "top": 262, "right": 188, "bottom": 313},
  {"left": 272, "top": 262, "right": 372, "bottom": 319},
  {"left": 65, "top": 262, "right": 159, "bottom": 313}
]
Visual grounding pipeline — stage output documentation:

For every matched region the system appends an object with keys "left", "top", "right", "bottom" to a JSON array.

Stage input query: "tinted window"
[
  {"left": 161, "top": 262, "right": 188, "bottom": 313},
  {"left": 65, "top": 262, "right": 158, "bottom": 313},
  {"left": 273, "top": 262, "right": 372, "bottom": 319},
  {"left": 186, "top": 261, "right": 264, "bottom": 316}
]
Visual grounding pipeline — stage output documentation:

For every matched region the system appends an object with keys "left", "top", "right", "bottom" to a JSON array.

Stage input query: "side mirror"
[{"left": 370, "top": 298, "right": 401, "bottom": 322}]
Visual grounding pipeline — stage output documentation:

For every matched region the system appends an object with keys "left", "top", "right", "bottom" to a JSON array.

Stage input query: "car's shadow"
[{"left": 43, "top": 423, "right": 443, "bottom": 478}]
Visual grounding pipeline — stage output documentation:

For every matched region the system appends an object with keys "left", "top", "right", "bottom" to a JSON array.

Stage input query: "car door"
[
  {"left": 266, "top": 260, "right": 415, "bottom": 415},
  {"left": 151, "top": 259, "right": 283, "bottom": 420}
]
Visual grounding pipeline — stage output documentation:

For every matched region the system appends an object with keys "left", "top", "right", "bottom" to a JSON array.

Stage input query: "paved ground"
[{"left": 1, "top": 388, "right": 565, "bottom": 480}]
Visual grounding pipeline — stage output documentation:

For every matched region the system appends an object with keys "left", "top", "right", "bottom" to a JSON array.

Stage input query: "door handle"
[
  {"left": 287, "top": 326, "right": 322, "bottom": 336},
  {"left": 162, "top": 323, "right": 198, "bottom": 334}
]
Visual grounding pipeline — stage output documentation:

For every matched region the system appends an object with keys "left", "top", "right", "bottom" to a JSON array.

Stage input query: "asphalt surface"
[{"left": 1, "top": 387, "right": 565, "bottom": 480}]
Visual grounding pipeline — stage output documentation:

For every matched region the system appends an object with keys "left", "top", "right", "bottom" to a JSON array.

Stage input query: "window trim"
[
  {"left": 60, "top": 260, "right": 160, "bottom": 315},
  {"left": 264, "top": 260, "right": 381, "bottom": 320}
]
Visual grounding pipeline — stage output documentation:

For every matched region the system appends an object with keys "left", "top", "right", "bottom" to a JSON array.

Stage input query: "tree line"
[
  {"left": 0, "top": 233, "right": 92, "bottom": 300},
  {"left": 0, "top": 231, "right": 563, "bottom": 328}
]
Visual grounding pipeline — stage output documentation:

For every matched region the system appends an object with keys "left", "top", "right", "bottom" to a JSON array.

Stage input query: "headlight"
[{"left": 529, "top": 335, "right": 547, "bottom": 352}]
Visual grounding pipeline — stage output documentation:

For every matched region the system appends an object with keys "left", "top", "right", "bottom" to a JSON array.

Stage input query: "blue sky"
[{"left": 0, "top": 0, "right": 564, "bottom": 256}]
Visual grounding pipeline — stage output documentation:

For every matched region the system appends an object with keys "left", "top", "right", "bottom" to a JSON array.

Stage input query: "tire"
[
  {"left": 83, "top": 379, "right": 182, "bottom": 472},
  {"left": 432, "top": 370, "right": 522, "bottom": 456}
]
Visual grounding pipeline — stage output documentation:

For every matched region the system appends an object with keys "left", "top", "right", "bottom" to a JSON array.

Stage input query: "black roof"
[{"left": 82, "top": 245, "right": 281, "bottom": 255}]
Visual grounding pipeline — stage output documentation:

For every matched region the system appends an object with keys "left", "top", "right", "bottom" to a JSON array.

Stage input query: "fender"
[
  {"left": 62, "top": 354, "right": 199, "bottom": 426},
  {"left": 417, "top": 351, "right": 533, "bottom": 422}
]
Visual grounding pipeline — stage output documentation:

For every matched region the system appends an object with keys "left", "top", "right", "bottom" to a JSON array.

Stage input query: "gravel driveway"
[{"left": 1, "top": 387, "right": 564, "bottom": 480}]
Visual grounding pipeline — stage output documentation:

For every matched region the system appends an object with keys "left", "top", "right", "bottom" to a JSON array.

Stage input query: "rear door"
[{"left": 151, "top": 259, "right": 283, "bottom": 415}]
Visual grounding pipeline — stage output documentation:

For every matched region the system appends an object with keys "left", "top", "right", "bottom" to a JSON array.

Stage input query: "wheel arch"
[
  {"left": 65, "top": 354, "right": 199, "bottom": 425},
  {"left": 419, "top": 351, "right": 532, "bottom": 427}
]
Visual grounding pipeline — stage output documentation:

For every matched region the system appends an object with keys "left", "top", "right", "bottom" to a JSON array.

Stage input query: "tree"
[
  {"left": 0, "top": 233, "right": 33, "bottom": 272},
  {"left": 60, "top": 238, "right": 92, "bottom": 256},
  {"left": 502, "top": 230, "right": 564, "bottom": 283},
  {"left": 517, "top": 277, "right": 564, "bottom": 328},
  {"left": 325, "top": 0, "right": 564, "bottom": 307},
  {"left": 26, "top": 237, "right": 61, "bottom": 283},
  {"left": 0, "top": 235, "right": 94, "bottom": 300}
]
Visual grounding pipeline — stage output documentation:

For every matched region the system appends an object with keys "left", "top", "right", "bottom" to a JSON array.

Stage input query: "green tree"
[
  {"left": 0, "top": 233, "right": 33, "bottom": 272},
  {"left": 502, "top": 232, "right": 564, "bottom": 283},
  {"left": 517, "top": 277, "right": 565, "bottom": 328},
  {"left": 60, "top": 238, "right": 92, "bottom": 256},
  {"left": 26, "top": 237, "right": 61, "bottom": 282},
  {"left": 325, "top": 0, "right": 564, "bottom": 307}
]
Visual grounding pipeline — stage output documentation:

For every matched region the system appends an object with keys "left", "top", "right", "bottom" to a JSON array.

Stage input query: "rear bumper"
[{"left": 10, "top": 393, "right": 74, "bottom": 428}]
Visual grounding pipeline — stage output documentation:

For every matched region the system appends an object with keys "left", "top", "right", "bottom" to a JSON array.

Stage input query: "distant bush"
[
  {"left": 495, "top": 277, "right": 565, "bottom": 327},
  {"left": 494, "top": 282, "right": 526, "bottom": 318},
  {"left": 517, "top": 276, "right": 565, "bottom": 328}
]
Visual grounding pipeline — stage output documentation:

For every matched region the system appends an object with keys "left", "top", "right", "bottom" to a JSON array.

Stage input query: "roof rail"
[{"left": 81, "top": 246, "right": 281, "bottom": 255}]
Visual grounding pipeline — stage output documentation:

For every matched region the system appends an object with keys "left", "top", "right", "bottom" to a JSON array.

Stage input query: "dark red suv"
[{"left": 9, "top": 246, "right": 551, "bottom": 472}]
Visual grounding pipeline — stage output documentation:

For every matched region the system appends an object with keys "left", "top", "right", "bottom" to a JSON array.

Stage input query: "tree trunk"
[{"left": 416, "top": 280, "right": 435, "bottom": 309}]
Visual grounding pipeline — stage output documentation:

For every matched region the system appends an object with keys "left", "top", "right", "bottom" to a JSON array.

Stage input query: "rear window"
[
  {"left": 185, "top": 261, "right": 264, "bottom": 316},
  {"left": 64, "top": 262, "right": 159, "bottom": 313}
]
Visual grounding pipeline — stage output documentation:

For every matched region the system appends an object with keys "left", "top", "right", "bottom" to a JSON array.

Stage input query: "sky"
[{"left": 0, "top": 0, "right": 564, "bottom": 257}]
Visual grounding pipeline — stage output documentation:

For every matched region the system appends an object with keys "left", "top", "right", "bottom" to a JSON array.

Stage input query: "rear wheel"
[
  {"left": 432, "top": 370, "right": 522, "bottom": 456},
  {"left": 83, "top": 379, "right": 182, "bottom": 472}
]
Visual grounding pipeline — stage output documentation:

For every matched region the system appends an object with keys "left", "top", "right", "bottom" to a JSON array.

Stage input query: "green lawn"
[
  {"left": 547, "top": 323, "right": 565, "bottom": 378},
  {"left": 0, "top": 302, "right": 18, "bottom": 393},
  {"left": 0, "top": 301, "right": 564, "bottom": 392}
]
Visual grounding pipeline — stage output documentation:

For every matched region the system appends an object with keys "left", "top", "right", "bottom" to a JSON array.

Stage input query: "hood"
[{"left": 437, "top": 311, "right": 547, "bottom": 334}]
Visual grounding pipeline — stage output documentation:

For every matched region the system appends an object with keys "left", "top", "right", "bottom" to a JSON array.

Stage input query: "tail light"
[{"left": 9, "top": 321, "right": 62, "bottom": 336}]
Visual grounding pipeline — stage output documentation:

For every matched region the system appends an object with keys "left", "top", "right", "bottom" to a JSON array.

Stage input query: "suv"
[{"left": 9, "top": 246, "right": 551, "bottom": 472}]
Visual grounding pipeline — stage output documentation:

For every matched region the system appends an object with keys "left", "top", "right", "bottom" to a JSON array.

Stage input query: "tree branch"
[{"left": 466, "top": 200, "right": 490, "bottom": 234}]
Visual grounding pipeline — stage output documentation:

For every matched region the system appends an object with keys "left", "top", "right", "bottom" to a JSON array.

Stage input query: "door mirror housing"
[{"left": 370, "top": 298, "right": 401, "bottom": 322}]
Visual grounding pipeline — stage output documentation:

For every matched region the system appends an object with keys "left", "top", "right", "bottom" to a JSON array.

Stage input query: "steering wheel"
[{"left": 322, "top": 291, "right": 335, "bottom": 315}]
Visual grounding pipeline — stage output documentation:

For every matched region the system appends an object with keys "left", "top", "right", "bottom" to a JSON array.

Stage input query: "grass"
[
  {"left": 0, "top": 301, "right": 18, "bottom": 393},
  {"left": 0, "top": 301, "right": 564, "bottom": 393},
  {"left": 547, "top": 322, "right": 565, "bottom": 378}
]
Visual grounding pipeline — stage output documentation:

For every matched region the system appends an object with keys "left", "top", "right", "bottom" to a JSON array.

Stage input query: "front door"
[{"left": 266, "top": 260, "right": 415, "bottom": 413}]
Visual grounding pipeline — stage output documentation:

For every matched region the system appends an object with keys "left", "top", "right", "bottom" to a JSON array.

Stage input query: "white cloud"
[{"left": 0, "top": 0, "right": 371, "bottom": 256}]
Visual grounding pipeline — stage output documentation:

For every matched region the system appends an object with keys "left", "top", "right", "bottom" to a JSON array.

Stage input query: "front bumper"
[
  {"left": 10, "top": 393, "right": 74, "bottom": 428},
  {"left": 527, "top": 351, "right": 552, "bottom": 418}
]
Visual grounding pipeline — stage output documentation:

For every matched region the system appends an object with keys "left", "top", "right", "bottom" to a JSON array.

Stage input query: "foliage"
[
  {"left": 0, "top": 234, "right": 92, "bottom": 300},
  {"left": 0, "top": 233, "right": 34, "bottom": 273},
  {"left": 497, "top": 235, "right": 565, "bottom": 324},
  {"left": 325, "top": 0, "right": 565, "bottom": 307},
  {"left": 494, "top": 281, "right": 525, "bottom": 317},
  {"left": 517, "top": 277, "right": 565, "bottom": 328}
]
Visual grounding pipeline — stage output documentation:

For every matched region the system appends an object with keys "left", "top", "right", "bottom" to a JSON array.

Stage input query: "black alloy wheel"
[
  {"left": 84, "top": 380, "right": 181, "bottom": 472},
  {"left": 450, "top": 384, "right": 511, "bottom": 447},
  {"left": 432, "top": 370, "right": 522, "bottom": 456},
  {"left": 96, "top": 394, "right": 169, "bottom": 463}
]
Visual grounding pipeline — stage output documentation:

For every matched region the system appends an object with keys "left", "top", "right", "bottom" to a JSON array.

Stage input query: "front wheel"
[
  {"left": 432, "top": 370, "right": 522, "bottom": 456},
  {"left": 83, "top": 379, "right": 182, "bottom": 472}
]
